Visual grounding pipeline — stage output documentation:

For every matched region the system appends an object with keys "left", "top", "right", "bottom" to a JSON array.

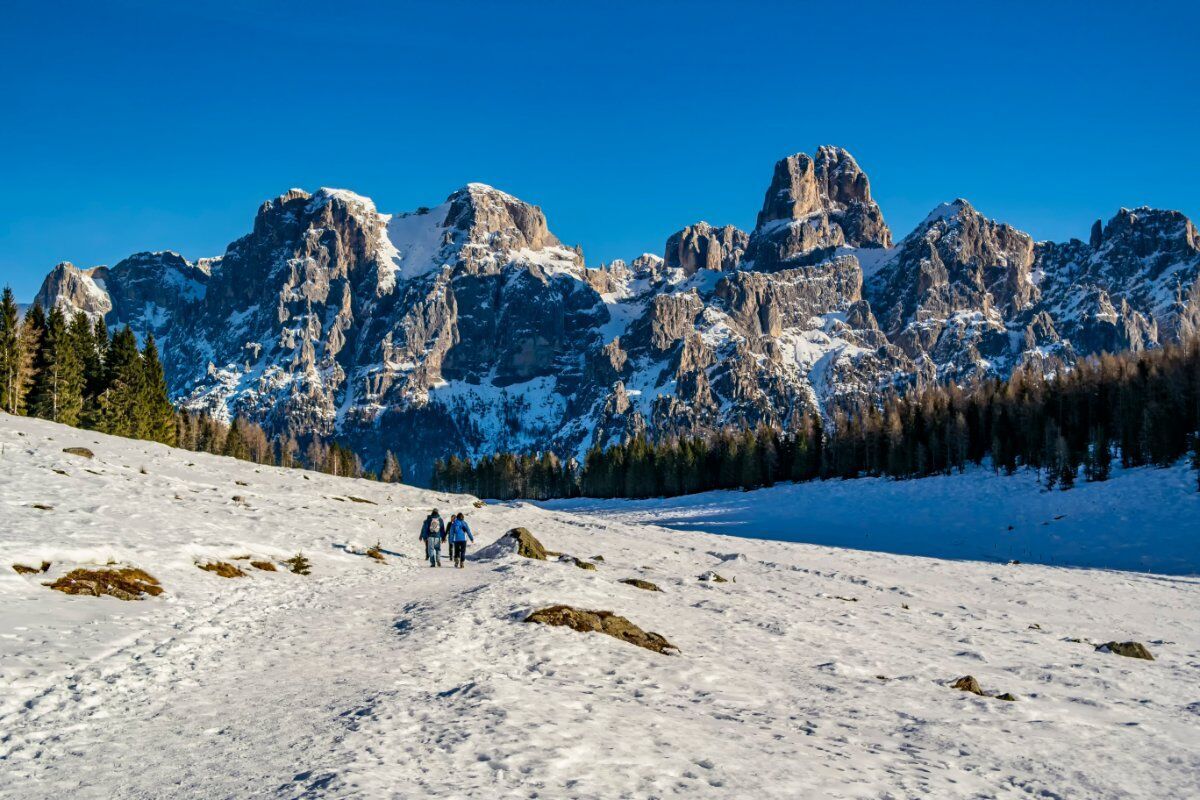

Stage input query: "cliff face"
[{"left": 34, "top": 148, "right": 1200, "bottom": 482}]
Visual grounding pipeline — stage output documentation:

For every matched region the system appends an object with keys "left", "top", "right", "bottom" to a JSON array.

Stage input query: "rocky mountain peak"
[
  {"left": 1093, "top": 207, "right": 1200, "bottom": 269},
  {"left": 34, "top": 262, "right": 112, "bottom": 320},
  {"left": 746, "top": 147, "right": 891, "bottom": 270},
  {"left": 443, "top": 183, "right": 562, "bottom": 258},
  {"left": 865, "top": 199, "right": 1036, "bottom": 373}
]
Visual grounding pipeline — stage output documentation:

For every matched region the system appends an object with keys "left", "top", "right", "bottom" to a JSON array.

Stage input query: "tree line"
[
  {"left": 0, "top": 288, "right": 406, "bottom": 482},
  {"left": 433, "top": 339, "right": 1200, "bottom": 499}
]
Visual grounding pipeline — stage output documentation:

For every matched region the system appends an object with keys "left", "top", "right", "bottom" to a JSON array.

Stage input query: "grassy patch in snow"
[
  {"left": 47, "top": 567, "right": 163, "bottom": 600},
  {"left": 198, "top": 561, "right": 247, "bottom": 578}
]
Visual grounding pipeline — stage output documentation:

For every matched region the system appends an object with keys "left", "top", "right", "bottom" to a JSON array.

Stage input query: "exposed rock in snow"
[
  {"left": 1096, "top": 641, "right": 1155, "bottom": 660},
  {"left": 524, "top": 605, "right": 678, "bottom": 654}
]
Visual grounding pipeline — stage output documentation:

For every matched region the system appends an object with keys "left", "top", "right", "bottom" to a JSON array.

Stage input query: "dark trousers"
[{"left": 449, "top": 541, "right": 467, "bottom": 563}]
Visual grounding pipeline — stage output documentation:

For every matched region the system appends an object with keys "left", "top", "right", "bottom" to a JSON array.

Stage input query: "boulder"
[
  {"left": 619, "top": 578, "right": 662, "bottom": 592},
  {"left": 950, "top": 675, "right": 984, "bottom": 696},
  {"left": 698, "top": 570, "right": 728, "bottom": 583},
  {"left": 47, "top": 567, "right": 163, "bottom": 600},
  {"left": 524, "top": 605, "right": 677, "bottom": 654},
  {"left": 506, "top": 527, "right": 549, "bottom": 560},
  {"left": 1096, "top": 641, "right": 1154, "bottom": 660}
]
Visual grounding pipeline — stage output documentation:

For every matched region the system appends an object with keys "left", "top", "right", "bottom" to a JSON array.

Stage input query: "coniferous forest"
[
  {"left": 0, "top": 289, "right": 405, "bottom": 482},
  {"left": 433, "top": 338, "right": 1200, "bottom": 500}
]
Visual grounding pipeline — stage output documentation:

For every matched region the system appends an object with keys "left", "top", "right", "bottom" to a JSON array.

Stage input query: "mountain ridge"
[{"left": 33, "top": 147, "right": 1200, "bottom": 481}]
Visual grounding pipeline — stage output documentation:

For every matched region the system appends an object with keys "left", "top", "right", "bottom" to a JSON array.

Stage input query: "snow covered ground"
[
  {"left": 543, "top": 465, "right": 1200, "bottom": 575},
  {"left": 2, "top": 414, "right": 1198, "bottom": 799}
]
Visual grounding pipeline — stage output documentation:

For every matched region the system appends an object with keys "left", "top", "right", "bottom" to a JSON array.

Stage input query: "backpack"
[{"left": 424, "top": 516, "right": 444, "bottom": 539}]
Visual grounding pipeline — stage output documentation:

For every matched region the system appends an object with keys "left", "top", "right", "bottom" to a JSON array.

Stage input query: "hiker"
[
  {"left": 446, "top": 512, "right": 474, "bottom": 568},
  {"left": 420, "top": 509, "right": 445, "bottom": 567}
]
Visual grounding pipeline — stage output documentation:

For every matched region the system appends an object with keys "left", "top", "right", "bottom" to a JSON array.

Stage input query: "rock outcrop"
[
  {"left": 664, "top": 223, "right": 748, "bottom": 275},
  {"left": 619, "top": 578, "right": 662, "bottom": 592},
  {"left": 1096, "top": 641, "right": 1155, "bottom": 660}
]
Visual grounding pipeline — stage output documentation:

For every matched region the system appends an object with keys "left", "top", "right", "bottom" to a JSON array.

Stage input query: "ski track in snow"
[{"left": 1, "top": 415, "right": 1198, "bottom": 799}]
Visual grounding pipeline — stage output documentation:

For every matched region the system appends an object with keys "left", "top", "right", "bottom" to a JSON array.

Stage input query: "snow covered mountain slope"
[
  {"left": 2, "top": 414, "right": 1198, "bottom": 799},
  {"left": 543, "top": 464, "right": 1200, "bottom": 574},
  {"left": 32, "top": 148, "right": 1200, "bottom": 481}
]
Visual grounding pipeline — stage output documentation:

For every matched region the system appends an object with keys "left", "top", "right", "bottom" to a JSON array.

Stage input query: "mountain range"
[{"left": 34, "top": 147, "right": 1200, "bottom": 481}]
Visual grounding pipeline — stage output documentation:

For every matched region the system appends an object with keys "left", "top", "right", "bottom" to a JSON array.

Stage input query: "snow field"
[{"left": 1, "top": 414, "right": 1198, "bottom": 799}]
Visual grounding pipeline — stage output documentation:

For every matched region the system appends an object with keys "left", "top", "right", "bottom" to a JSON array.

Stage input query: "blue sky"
[{"left": 2, "top": 1, "right": 1197, "bottom": 299}]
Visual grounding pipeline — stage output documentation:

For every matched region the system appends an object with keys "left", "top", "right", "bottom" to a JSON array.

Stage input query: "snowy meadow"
[{"left": 2, "top": 414, "right": 1198, "bottom": 799}]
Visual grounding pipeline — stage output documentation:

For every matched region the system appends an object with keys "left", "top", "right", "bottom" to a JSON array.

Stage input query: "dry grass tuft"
[
  {"left": 47, "top": 567, "right": 163, "bottom": 600},
  {"left": 13, "top": 561, "right": 51, "bottom": 575},
  {"left": 61, "top": 446, "right": 94, "bottom": 458},
  {"left": 347, "top": 496, "right": 377, "bottom": 505},
  {"left": 250, "top": 561, "right": 277, "bottom": 571},
  {"left": 197, "top": 561, "right": 247, "bottom": 578}
]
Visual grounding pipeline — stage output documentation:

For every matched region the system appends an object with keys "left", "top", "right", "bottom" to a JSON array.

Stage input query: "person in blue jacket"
[
  {"left": 446, "top": 512, "right": 474, "bottom": 568},
  {"left": 419, "top": 509, "right": 445, "bottom": 567}
]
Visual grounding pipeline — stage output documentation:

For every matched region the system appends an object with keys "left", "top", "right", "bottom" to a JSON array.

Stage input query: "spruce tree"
[
  {"left": 67, "top": 312, "right": 104, "bottom": 426},
  {"left": 29, "top": 306, "right": 84, "bottom": 425},
  {"left": 0, "top": 287, "right": 23, "bottom": 414},
  {"left": 96, "top": 326, "right": 145, "bottom": 437},
  {"left": 139, "top": 334, "right": 176, "bottom": 445}
]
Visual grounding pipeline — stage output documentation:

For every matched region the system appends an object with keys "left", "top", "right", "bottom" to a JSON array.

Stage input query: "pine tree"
[{"left": 0, "top": 287, "right": 23, "bottom": 414}]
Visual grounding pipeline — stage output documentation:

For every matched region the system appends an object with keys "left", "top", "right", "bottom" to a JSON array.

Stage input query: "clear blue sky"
[{"left": 2, "top": 1, "right": 1197, "bottom": 300}]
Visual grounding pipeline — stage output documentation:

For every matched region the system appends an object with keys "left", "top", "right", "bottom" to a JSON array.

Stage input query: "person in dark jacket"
[
  {"left": 419, "top": 509, "right": 445, "bottom": 567},
  {"left": 446, "top": 512, "right": 474, "bottom": 568}
]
